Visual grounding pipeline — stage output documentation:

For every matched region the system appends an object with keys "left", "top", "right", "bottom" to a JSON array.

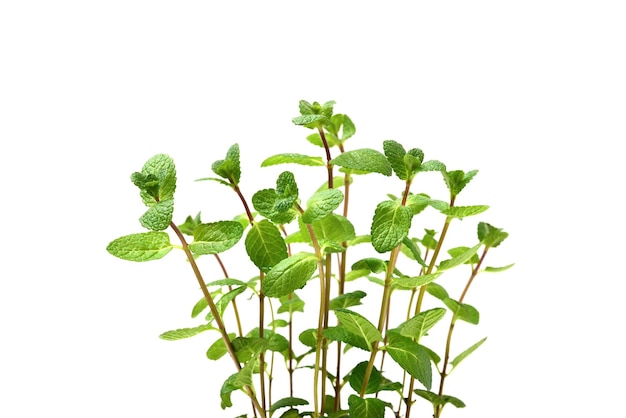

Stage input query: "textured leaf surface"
[
  {"left": 331, "top": 149, "right": 392, "bottom": 176},
  {"left": 134, "top": 153, "right": 176, "bottom": 203},
  {"left": 139, "top": 199, "right": 174, "bottom": 231},
  {"left": 323, "top": 326, "right": 369, "bottom": 351},
  {"left": 442, "top": 205, "right": 489, "bottom": 218},
  {"left": 334, "top": 309, "right": 382, "bottom": 351},
  {"left": 261, "top": 153, "right": 325, "bottom": 167},
  {"left": 383, "top": 140, "right": 408, "bottom": 180},
  {"left": 159, "top": 323, "right": 213, "bottom": 341},
  {"left": 262, "top": 253, "right": 318, "bottom": 298},
  {"left": 189, "top": 221, "right": 244, "bottom": 255},
  {"left": 438, "top": 244, "right": 481, "bottom": 271},
  {"left": 302, "top": 189, "right": 344, "bottom": 223},
  {"left": 386, "top": 332, "right": 432, "bottom": 389},
  {"left": 478, "top": 222, "right": 509, "bottom": 248},
  {"left": 329, "top": 290, "right": 367, "bottom": 310},
  {"left": 392, "top": 272, "right": 443, "bottom": 289},
  {"left": 107, "top": 232, "right": 173, "bottom": 261},
  {"left": 348, "top": 395, "right": 388, "bottom": 418},
  {"left": 348, "top": 362, "right": 382, "bottom": 395},
  {"left": 245, "top": 220, "right": 288, "bottom": 271},
  {"left": 211, "top": 144, "right": 241, "bottom": 184},
  {"left": 371, "top": 201, "right": 413, "bottom": 253},
  {"left": 397, "top": 308, "right": 447, "bottom": 340}
]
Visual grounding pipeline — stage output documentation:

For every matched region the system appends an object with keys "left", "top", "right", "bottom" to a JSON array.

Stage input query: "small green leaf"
[
  {"left": 444, "top": 298, "right": 480, "bottom": 324},
  {"left": 348, "top": 361, "right": 382, "bottom": 395},
  {"left": 351, "top": 258, "right": 387, "bottom": 274},
  {"left": 331, "top": 149, "right": 392, "bottom": 176},
  {"left": 397, "top": 308, "right": 447, "bottom": 340},
  {"left": 437, "top": 244, "right": 481, "bottom": 271},
  {"left": 211, "top": 144, "right": 241, "bottom": 185},
  {"left": 261, "top": 153, "right": 325, "bottom": 167},
  {"left": 262, "top": 253, "right": 318, "bottom": 298},
  {"left": 484, "top": 263, "right": 515, "bottom": 273},
  {"left": 371, "top": 200, "right": 413, "bottom": 253},
  {"left": 178, "top": 212, "right": 202, "bottom": 235},
  {"left": 308, "top": 214, "right": 356, "bottom": 247},
  {"left": 420, "top": 160, "right": 446, "bottom": 172},
  {"left": 334, "top": 309, "right": 382, "bottom": 351},
  {"left": 392, "top": 272, "right": 443, "bottom": 290},
  {"left": 298, "top": 328, "right": 317, "bottom": 348},
  {"left": 270, "top": 397, "right": 309, "bottom": 414},
  {"left": 414, "top": 390, "right": 466, "bottom": 408},
  {"left": 245, "top": 220, "right": 288, "bottom": 272},
  {"left": 292, "top": 114, "right": 327, "bottom": 126},
  {"left": 220, "top": 360, "right": 255, "bottom": 409},
  {"left": 205, "top": 286, "right": 246, "bottom": 323},
  {"left": 159, "top": 323, "right": 213, "bottom": 341},
  {"left": 442, "top": 169, "right": 478, "bottom": 197},
  {"left": 383, "top": 140, "right": 408, "bottom": 180},
  {"left": 329, "top": 290, "right": 367, "bottom": 310},
  {"left": 400, "top": 237, "right": 427, "bottom": 267},
  {"left": 426, "top": 282, "right": 449, "bottom": 301},
  {"left": 347, "top": 395, "right": 389, "bottom": 418},
  {"left": 133, "top": 153, "right": 177, "bottom": 203},
  {"left": 206, "top": 333, "right": 236, "bottom": 360},
  {"left": 191, "top": 296, "right": 208, "bottom": 318},
  {"left": 232, "top": 337, "right": 269, "bottom": 362},
  {"left": 323, "top": 326, "right": 369, "bottom": 351},
  {"left": 478, "top": 222, "right": 509, "bottom": 248},
  {"left": 139, "top": 199, "right": 174, "bottom": 231},
  {"left": 450, "top": 337, "right": 487, "bottom": 370},
  {"left": 442, "top": 205, "right": 489, "bottom": 218},
  {"left": 189, "top": 221, "right": 244, "bottom": 255},
  {"left": 278, "top": 293, "right": 305, "bottom": 314},
  {"left": 447, "top": 246, "right": 479, "bottom": 265},
  {"left": 107, "top": 232, "right": 173, "bottom": 262},
  {"left": 302, "top": 189, "right": 344, "bottom": 224},
  {"left": 385, "top": 331, "right": 432, "bottom": 389}
]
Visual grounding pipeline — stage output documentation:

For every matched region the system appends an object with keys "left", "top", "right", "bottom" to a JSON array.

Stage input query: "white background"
[{"left": 1, "top": 1, "right": 625, "bottom": 417}]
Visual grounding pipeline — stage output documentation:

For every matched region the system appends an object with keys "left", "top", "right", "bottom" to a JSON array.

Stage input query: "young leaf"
[
  {"left": 329, "top": 290, "right": 367, "bottom": 310},
  {"left": 107, "top": 232, "right": 174, "bottom": 262},
  {"left": 159, "top": 323, "right": 213, "bottom": 341},
  {"left": 323, "top": 326, "right": 369, "bottom": 351},
  {"left": 220, "top": 360, "right": 256, "bottom": 409},
  {"left": 347, "top": 395, "right": 389, "bottom": 418},
  {"left": 309, "top": 214, "right": 356, "bottom": 245},
  {"left": 396, "top": 308, "right": 447, "bottom": 340},
  {"left": 383, "top": 140, "right": 407, "bottom": 180},
  {"left": 414, "top": 390, "right": 466, "bottom": 408},
  {"left": 437, "top": 244, "right": 481, "bottom": 271},
  {"left": 351, "top": 258, "right": 387, "bottom": 274},
  {"left": 420, "top": 160, "right": 446, "bottom": 172},
  {"left": 189, "top": 221, "right": 244, "bottom": 255},
  {"left": 392, "top": 272, "right": 443, "bottom": 290},
  {"left": 178, "top": 212, "right": 202, "bottom": 235},
  {"left": 206, "top": 333, "right": 236, "bottom": 360},
  {"left": 139, "top": 199, "right": 174, "bottom": 231},
  {"left": 132, "top": 153, "right": 177, "bottom": 203},
  {"left": 298, "top": 328, "right": 317, "bottom": 348},
  {"left": 334, "top": 309, "right": 382, "bottom": 351},
  {"left": 371, "top": 200, "right": 413, "bottom": 253},
  {"left": 442, "top": 169, "right": 478, "bottom": 197},
  {"left": 245, "top": 219, "right": 288, "bottom": 272},
  {"left": 400, "top": 237, "right": 427, "bottom": 267},
  {"left": 262, "top": 253, "right": 318, "bottom": 298},
  {"left": 302, "top": 189, "right": 344, "bottom": 224},
  {"left": 211, "top": 143, "right": 241, "bottom": 185},
  {"left": 278, "top": 293, "right": 305, "bottom": 314},
  {"left": 385, "top": 331, "right": 432, "bottom": 390},
  {"left": 444, "top": 298, "right": 480, "bottom": 324},
  {"left": 478, "top": 222, "right": 509, "bottom": 248},
  {"left": 484, "top": 263, "right": 515, "bottom": 273},
  {"left": 442, "top": 205, "right": 489, "bottom": 219},
  {"left": 331, "top": 149, "right": 392, "bottom": 176},
  {"left": 426, "top": 282, "right": 449, "bottom": 301},
  {"left": 205, "top": 286, "right": 247, "bottom": 323},
  {"left": 261, "top": 153, "right": 325, "bottom": 167},
  {"left": 450, "top": 337, "right": 487, "bottom": 370},
  {"left": 275, "top": 171, "right": 299, "bottom": 211},
  {"left": 270, "top": 397, "right": 309, "bottom": 414}
]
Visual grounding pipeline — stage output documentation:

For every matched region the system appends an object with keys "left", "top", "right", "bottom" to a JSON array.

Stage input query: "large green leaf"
[
  {"left": 385, "top": 331, "right": 432, "bottom": 389},
  {"left": 331, "top": 149, "right": 392, "bottom": 176},
  {"left": 347, "top": 395, "right": 389, "bottom": 418},
  {"left": 139, "top": 199, "right": 174, "bottom": 231},
  {"left": 262, "top": 253, "right": 318, "bottom": 298},
  {"left": 302, "top": 189, "right": 344, "bottom": 224},
  {"left": 107, "top": 232, "right": 173, "bottom": 262},
  {"left": 132, "top": 153, "right": 177, "bottom": 203},
  {"left": 189, "top": 221, "right": 244, "bottom": 255},
  {"left": 397, "top": 308, "right": 447, "bottom": 340},
  {"left": 383, "top": 140, "right": 408, "bottom": 180},
  {"left": 334, "top": 309, "right": 382, "bottom": 351},
  {"left": 245, "top": 219, "right": 288, "bottom": 272},
  {"left": 371, "top": 200, "right": 413, "bottom": 253},
  {"left": 348, "top": 361, "right": 382, "bottom": 395}
]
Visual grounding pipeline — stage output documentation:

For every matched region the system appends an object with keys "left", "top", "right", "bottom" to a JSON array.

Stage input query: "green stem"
[
  {"left": 213, "top": 254, "right": 243, "bottom": 337},
  {"left": 169, "top": 222, "right": 265, "bottom": 418}
]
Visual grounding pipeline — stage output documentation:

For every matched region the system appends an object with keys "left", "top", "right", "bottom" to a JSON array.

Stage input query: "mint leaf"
[
  {"left": 442, "top": 205, "right": 489, "bottom": 219},
  {"left": 139, "top": 198, "right": 174, "bottom": 231},
  {"left": 348, "top": 395, "right": 389, "bottom": 418},
  {"left": 437, "top": 244, "right": 481, "bottom": 271},
  {"left": 478, "top": 222, "right": 509, "bottom": 248},
  {"left": 133, "top": 153, "right": 176, "bottom": 204},
  {"left": 270, "top": 397, "right": 309, "bottom": 414},
  {"left": 329, "top": 290, "right": 367, "bottom": 310},
  {"left": 443, "top": 169, "right": 478, "bottom": 197},
  {"left": 444, "top": 298, "right": 480, "bottom": 324},
  {"left": 262, "top": 253, "right": 318, "bottom": 298},
  {"left": 348, "top": 362, "right": 382, "bottom": 395},
  {"left": 261, "top": 153, "right": 325, "bottom": 167},
  {"left": 392, "top": 272, "right": 443, "bottom": 290},
  {"left": 385, "top": 331, "right": 432, "bottom": 390},
  {"left": 371, "top": 200, "right": 413, "bottom": 253},
  {"left": 245, "top": 220, "right": 288, "bottom": 272},
  {"left": 159, "top": 323, "right": 213, "bottom": 341},
  {"left": 331, "top": 149, "right": 392, "bottom": 176},
  {"left": 414, "top": 390, "right": 466, "bottom": 408},
  {"left": 189, "top": 221, "right": 244, "bottom": 255},
  {"left": 178, "top": 212, "right": 202, "bottom": 235},
  {"left": 450, "top": 337, "right": 487, "bottom": 370},
  {"left": 302, "top": 189, "right": 344, "bottom": 224},
  {"left": 107, "top": 232, "right": 173, "bottom": 262},
  {"left": 211, "top": 144, "right": 241, "bottom": 185},
  {"left": 206, "top": 333, "right": 236, "bottom": 360},
  {"left": 396, "top": 308, "right": 447, "bottom": 340},
  {"left": 334, "top": 308, "right": 382, "bottom": 351},
  {"left": 383, "top": 140, "right": 408, "bottom": 180}
]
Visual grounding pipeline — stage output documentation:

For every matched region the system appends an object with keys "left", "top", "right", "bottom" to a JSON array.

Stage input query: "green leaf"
[
  {"left": 292, "top": 114, "right": 327, "bottom": 126},
  {"left": 383, "top": 140, "right": 407, "bottom": 180},
  {"left": 211, "top": 143, "right": 241, "bottom": 185},
  {"left": 484, "top": 263, "right": 515, "bottom": 273},
  {"left": 245, "top": 220, "right": 288, "bottom": 272},
  {"left": 348, "top": 361, "right": 382, "bottom": 395},
  {"left": 444, "top": 298, "right": 480, "bottom": 324},
  {"left": 414, "top": 390, "right": 466, "bottom": 408},
  {"left": 347, "top": 395, "right": 389, "bottom": 418},
  {"left": 178, "top": 212, "right": 202, "bottom": 235},
  {"left": 329, "top": 290, "right": 367, "bottom": 310},
  {"left": 442, "top": 169, "right": 478, "bottom": 197},
  {"left": 437, "top": 244, "right": 481, "bottom": 271},
  {"left": 323, "top": 326, "right": 369, "bottom": 351},
  {"left": 478, "top": 222, "right": 509, "bottom": 248},
  {"left": 298, "top": 328, "right": 317, "bottom": 348},
  {"left": 397, "top": 308, "right": 447, "bottom": 340},
  {"left": 336, "top": 114, "right": 356, "bottom": 141},
  {"left": 334, "top": 309, "right": 382, "bottom": 351},
  {"left": 262, "top": 253, "right": 318, "bottom": 298},
  {"left": 191, "top": 296, "right": 208, "bottom": 318},
  {"left": 426, "top": 282, "right": 449, "bottom": 301},
  {"left": 206, "top": 286, "right": 246, "bottom": 322},
  {"left": 331, "top": 149, "right": 392, "bottom": 176},
  {"left": 302, "top": 189, "right": 344, "bottom": 224},
  {"left": 159, "top": 323, "right": 213, "bottom": 341},
  {"left": 371, "top": 200, "right": 413, "bottom": 253},
  {"left": 206, "top": 333, "right": 236, "bottom": 360},
  {"left": 400, "top": 237, "right": 427, "bottom": 267},
  {"left": 450, "top": 337, "right": 487, "bottom": 370},
  {"left": 420, "top": 160, "right": 446, "bottom": 172},
  {"left": 385, "top": 331, "right": 432, "bottom": 390},
  {"left": 132, "top": 153, "right": 177, "bottom": 203},
  {"left": 270, "top": 397, "right": 309, "bottom": 414},
  {"left": 447, "top": 246, "right": 479, "bottom": 265},
  {"left": 308, "top": 214, "right": 356, "bottom": 247},
  {"left": 261, "top": 153, "right": 325, "bottom": 167},
  {"left": 220, "top": 360, "right": 255, "bottom": 409},
  {"left": 189, "top": 221, "right": 244, "bottom": 255},
  {"left": 139, "top": 199, "right": 174, "bottom": 231},
  {"left": 392, "top": 272, "right": 443, "bottom": 289},
  {"left": 107, "top": 232, "right": 173, "bottom": 262},
  {"left": 442, "top": 205, "right": 489, "bottom": 218},
  {"left": 278, "top": 293, "right": 305, "bottom": 314},
  {"left": 232, "top": 337, "right": 269, "bottom": 363},
  {"left": 305, "top": 132, "right": 340, "bottom": 148},
  {"left": 351, "top": 258, "right": 387, "bottom": 274},
  {"left": 275, "top": 171, "right": 299, "bottom": 211}
]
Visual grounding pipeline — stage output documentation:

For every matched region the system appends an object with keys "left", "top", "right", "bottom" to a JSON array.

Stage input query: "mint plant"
[{"left": 107, "top": 100, "right": 512, "bottom": 418}]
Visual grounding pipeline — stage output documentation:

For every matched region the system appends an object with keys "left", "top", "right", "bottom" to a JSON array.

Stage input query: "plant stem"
[
  {"left": 213, "top": 254, "right": 244, "bottom": 337},
  {"left": 434, "top": 247, "right": 488, "bottom": 418},
  {"left": 318, "top": 127, "right": 334, "bottom": 188},
  {"left": 169, "top": 222, "right": 266, "bottom": 418}
]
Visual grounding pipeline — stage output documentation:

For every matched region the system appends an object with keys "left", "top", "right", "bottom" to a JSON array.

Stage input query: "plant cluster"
[{"left": 107, "top": 100, "right": 512, "bottom": 418}]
